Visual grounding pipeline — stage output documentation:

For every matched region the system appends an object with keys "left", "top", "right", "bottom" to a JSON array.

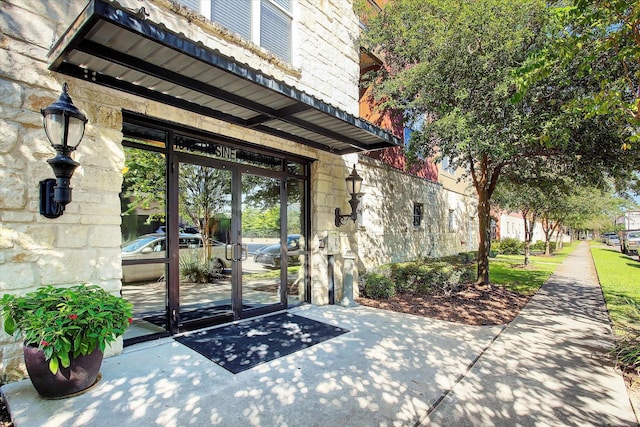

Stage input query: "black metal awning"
[{"left": 47, "top": 0, "right": 399, "bottom": 155}]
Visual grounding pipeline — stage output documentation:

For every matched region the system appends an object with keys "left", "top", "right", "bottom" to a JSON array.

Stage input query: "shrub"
[
  {"left": 499, "top": 238, "right": 522, "bottom": 255},
  {"left": 360, "top": 258, "right": 476, "bottom": 300},
  {"left": 612, "top": 299, "right": 640, "bottom": 376},
  {"left": 359, "top": 272, "right": 396, "bottom": 299},
  {"left": 530, "top": 241, "right": 556, "bottom": 253},
  {"left": 180, "top": 254, "right": 211, "bottom": 283}
]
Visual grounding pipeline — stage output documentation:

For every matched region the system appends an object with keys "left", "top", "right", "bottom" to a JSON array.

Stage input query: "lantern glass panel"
[
  {"left": 43, "top": 113, "right": 65, "bottom": 147},
  {"left": 67, "top": 115, "right": 86, "bottom": 148},
  {"left": 352, "top": 177, "right": 362, "bottom": 195}
]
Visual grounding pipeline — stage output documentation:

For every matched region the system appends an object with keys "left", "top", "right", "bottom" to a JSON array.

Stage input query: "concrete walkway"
[
  {"left": 3, "top": 242, "right": 638, "bottom": 426},
  {"left": 424, "top": 242, "right": 638, "bottom": 426}
]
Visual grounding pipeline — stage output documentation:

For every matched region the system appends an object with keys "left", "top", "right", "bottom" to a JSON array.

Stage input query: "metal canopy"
[{"left": 47, "top": 0, "right": 399, "bottom": 155}]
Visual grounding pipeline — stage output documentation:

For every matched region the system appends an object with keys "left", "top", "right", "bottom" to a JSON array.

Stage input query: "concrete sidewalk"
[
  {"left": 3, "top": 242, "right": 638, "bottom": 426},
  {"left": 424, "top": 242, "right": 638, "bottom": 426}
]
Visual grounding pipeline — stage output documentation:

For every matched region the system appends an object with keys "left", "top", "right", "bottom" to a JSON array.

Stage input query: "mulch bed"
[{"left": 357, "top": 284, "right": 532, "bottom": 326}]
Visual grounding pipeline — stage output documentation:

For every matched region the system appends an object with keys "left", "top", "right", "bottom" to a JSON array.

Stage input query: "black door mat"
[{"left": 174, "top": 312, "right": 349, "bottom": 374}]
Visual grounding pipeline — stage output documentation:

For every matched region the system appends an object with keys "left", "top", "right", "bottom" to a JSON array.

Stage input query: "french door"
[
  {"left": 121, "top": 115, "right": 309, "bottom": 343},
  {"left": 175, "top": 158, "right": 290, "bottom": 329}
]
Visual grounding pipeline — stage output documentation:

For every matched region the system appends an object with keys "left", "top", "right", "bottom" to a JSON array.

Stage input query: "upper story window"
[
  {"left": 403, "top": 113, "right": 425, "bottom": 159},
  {"left": 177, "top": 0, "right": 292, "bottom": 63},
  {"left": 441, "top": 156, "right": 456, "bottom": 175}
]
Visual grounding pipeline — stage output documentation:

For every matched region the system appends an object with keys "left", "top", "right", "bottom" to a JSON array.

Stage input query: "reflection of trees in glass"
[
  {"left": 243, "top": 207, "right": 280, "bottom": 238},
  {"left": 287, "top": 178, "right": 304, "bottom": 236},
  {"left": 121, "top": 148, "right": 166, "bottom": 238},
  {"left": 242, "top": 174, "right": 281, "bottom": 208},
  {"left": 242, "top": 176, "right": 281, "bottom": 238},
  {"left": 241, "top": 175, "right": 305, "bottom": 237},
  {"left": 179, "top": 164, "right": 230, "bottom": 258}
]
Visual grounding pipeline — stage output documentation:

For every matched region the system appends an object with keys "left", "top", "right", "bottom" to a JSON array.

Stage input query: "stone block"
[
  {"left": 0, "top": 263, "right": 36, "bottom": 291},
  {"left": 0, "top": 152, "right": 26, "bottom": 171},
  {"left": 0, "top": 170, "right": 27, "bottom": 209},
  {"left": 36, "top": 248, "right": 98, "bottom": 285},
  {"left": 0, "top": 3, "right": 57, "bottom": 50},
  {"left": 0, "top": 227, "right": 17, "bottom": 249},
  {"left": 0, "top": 50, "right": 51, "bottom": 89},
  {"left": 0, "top": 81, "right": 23, "bottom": 109},
  {"left": 15, "top": 224, "right": 55, "bottom": 250},
  {"left": 56, "top": 226, "right": 88, "bottom": 249},
  {"left": 93, "top": 250, "right": 123, "bottom": 282},
  {"left": 88, "top": 226, "right": 122, "bottom": 248}
]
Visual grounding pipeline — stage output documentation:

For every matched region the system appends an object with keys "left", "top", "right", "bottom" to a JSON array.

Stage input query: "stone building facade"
[{"left": 0, "top": 0, "right": 478, "bottom": 376}]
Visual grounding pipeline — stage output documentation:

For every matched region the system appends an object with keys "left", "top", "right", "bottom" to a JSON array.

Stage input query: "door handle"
[{"left": 225, "top": 244, "right": 246, "bottom": 262}]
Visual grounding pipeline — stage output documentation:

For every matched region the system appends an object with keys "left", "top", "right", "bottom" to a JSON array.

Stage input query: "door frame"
[{"left": 122, "top": 111, "right": 312, "bottom": 336}]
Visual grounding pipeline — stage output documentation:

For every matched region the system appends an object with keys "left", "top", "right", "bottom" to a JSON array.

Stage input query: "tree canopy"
[
  {"left": 362, "top": 0, "right": 636, "bottom": 284},
  {"left": 516, "top": 0, "right": 639, "bottom": 145}
]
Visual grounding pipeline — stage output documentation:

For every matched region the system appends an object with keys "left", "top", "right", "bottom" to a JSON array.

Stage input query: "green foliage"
[
  {"left": 612, "top": 299, "right": 640, "bottom": 376},
  {"left": 499, "top": 238, "right": 523, "bottom": 255},
  {"left": 531, "top": 241, "right": 556, "bottom": 253},
  {"left": 242, "top": 207, "right": 280, "bottom": 238},
  {"left": 0, "top": 285, "right": 133, "bottom": 375},
  {"left": 590, "top": 244, "right": 640, "bottom": 375},
  {"left": 360, "top": 258, "right": 476, "bottom": 299},
  {"left": 179, "top": 253, "right": 212, "bottom": 284},
  {"left": 516, "top": 0, "right": 639, "bottom": 144},
  {"left": 121, "top": 147, "right": 166, "bottom": 222},
  {"left": 359, "top": 272, "right": 396, "bottom": 299}
]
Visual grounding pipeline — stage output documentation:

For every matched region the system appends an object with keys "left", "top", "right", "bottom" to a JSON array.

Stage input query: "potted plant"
[{"left": 0, "top": 284, "right": 133, "bottom": 398}]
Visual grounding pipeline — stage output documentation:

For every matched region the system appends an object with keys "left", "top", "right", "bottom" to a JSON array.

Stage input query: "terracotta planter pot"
[{"left": 23, "top": 344, "right": 103, "bottom": 399}]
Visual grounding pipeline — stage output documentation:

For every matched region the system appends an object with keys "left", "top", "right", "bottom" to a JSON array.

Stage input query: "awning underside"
[{"left": 48, "top": 0, "right": 399, "bottom": 155}]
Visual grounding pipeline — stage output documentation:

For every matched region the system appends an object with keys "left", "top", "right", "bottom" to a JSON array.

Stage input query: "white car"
[{"left": 122, "top": 233, "right": 229, "bottom": 282}]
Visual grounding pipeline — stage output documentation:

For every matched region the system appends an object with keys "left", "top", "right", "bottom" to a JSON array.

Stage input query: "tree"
[
  {"left": 493, "top": 181, "right": 547, "bottom": 265},
  {"left": 179, "top": 164, "right": 229, "bottom": 260},
  {"left": 362, "top": 0, "right": 638, "bottom": 284},
  {"left": 516, "top": 0, "right": 639, "bottom": 144},
  {"left": 363, "top": 0, "right": 554, "bottom": 284}
]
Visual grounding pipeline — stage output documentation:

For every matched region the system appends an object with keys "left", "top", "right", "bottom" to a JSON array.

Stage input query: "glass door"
[
  {"left": 177, "top": 161, "right": 234, "bottom": 329},
  {"left": 240, "top": 173, "right": 286, "bottom": 314},
  {"left": 121, "top": 115, "right": 310, "bottom": 340}
]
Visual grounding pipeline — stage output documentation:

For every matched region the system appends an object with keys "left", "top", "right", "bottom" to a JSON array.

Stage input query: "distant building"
[{"left": 615, "top": 211, "right": 640, "bottom": 230}]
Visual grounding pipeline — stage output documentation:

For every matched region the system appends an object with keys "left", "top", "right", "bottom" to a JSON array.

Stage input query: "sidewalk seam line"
[{"left": 415, "top": 323, "right": 508, "bottom": 427}]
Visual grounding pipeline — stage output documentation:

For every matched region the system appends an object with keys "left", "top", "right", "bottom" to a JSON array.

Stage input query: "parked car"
[
  {"left": 621, "top": 230, "right": 640, "bottom": 255},
  {"left": 155, "top": 225, "right": 199, "bottom": 234},
  {"left": 254, "top": 234, "right": 304, "bottom": 269},
  {"left": 601, "top": 232, "right": 618, "bottom": 243},
  {"left": 604, "top": 233, "right": 620, "bottom": 247},
  {"left": 122, "top": 233, "right": 228, "bottom": 282}
]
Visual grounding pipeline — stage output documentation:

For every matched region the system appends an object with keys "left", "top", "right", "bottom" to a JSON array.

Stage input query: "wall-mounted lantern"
[
  {"left": 335, "top": 165, "right": 363, "bottom": 227},
  {"left": 39, "top": 83, "right": 87, "bottom": 218}
]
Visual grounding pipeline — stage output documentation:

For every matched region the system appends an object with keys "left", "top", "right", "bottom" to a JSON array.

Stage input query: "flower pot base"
[
  {"left": 23, "top": 345, "right": 104, "bottom": 399},
  {"left": 41, "top": 373, "right": 102, "bottom": 400}
]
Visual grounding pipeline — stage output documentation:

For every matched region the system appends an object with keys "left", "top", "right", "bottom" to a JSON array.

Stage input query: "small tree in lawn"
[{"left": 493, "top": 180, "right": 547, "bottom": 265}]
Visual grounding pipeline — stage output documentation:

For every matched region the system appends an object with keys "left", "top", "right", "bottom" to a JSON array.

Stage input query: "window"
[
  {"left": 413, "top": 203, "right": 423, "bottom": 227},
  {"left": 403, "top": 114, "right": 425, "bottom": 159},
  {"left": 177, "top": 0, "right": 292, "bottom": 63},
  {"left": 441, "top": 156, "right": 456, "bottom": 175}
]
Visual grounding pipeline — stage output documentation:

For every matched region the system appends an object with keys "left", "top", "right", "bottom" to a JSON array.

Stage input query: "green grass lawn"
[
  {"left": 490, "top": 242, "right": 577, "bottom": 295},
  {"left": 590, "top": 242, "right": 640, "bottom": 332}
]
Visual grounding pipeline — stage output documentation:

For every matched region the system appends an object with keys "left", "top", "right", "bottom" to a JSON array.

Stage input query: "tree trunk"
[
  {"left": 522, "top": 210, "right": 535, "bottom": 266},
  {"left": 476, "top": 187, "right": 491, "bottom": 285}
]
